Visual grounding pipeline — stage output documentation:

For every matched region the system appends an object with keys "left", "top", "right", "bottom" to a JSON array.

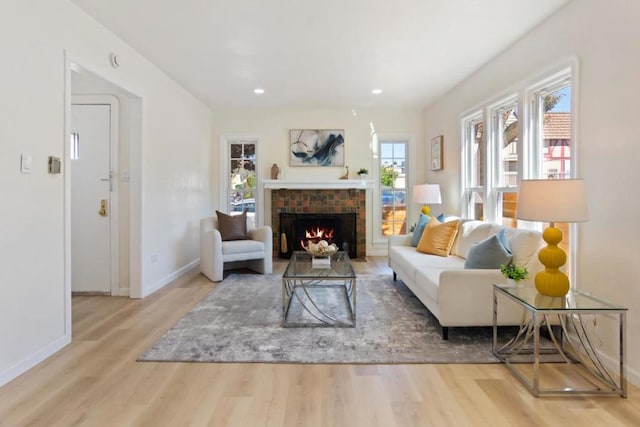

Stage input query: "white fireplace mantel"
[{"left": 262, "top": 179, "right": 373, "bottom": 190}]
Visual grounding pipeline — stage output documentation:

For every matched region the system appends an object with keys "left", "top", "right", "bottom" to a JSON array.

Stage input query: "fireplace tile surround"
[{"left": 269, "top": 187, "right": 367, "bottom": 258}]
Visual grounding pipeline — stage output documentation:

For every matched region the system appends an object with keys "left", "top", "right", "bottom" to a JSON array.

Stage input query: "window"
[
  {"left": 226, "top": 139, "right": 256, "bottom": 226},
  {"left": 461, "top": 64, "right": 576, "bottom": 277},
  {"left": 491, "top": 97, "right": 520, "bottom": 228},
  {"left": 527, "top": 78, "right": 574, "bottom": 274},
  {"left": 379, "top": 141, "right": 407, "bottom": 237},
  {"left": 462, "top": 114, "right": 484, "bottom": 220}
]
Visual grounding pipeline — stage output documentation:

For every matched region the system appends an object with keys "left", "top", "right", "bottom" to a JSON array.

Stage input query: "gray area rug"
[{"left": 139, "top": 274, "right": 513, "bottom": 364}]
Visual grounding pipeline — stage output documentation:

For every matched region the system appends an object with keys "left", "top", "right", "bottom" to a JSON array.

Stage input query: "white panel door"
[{"left": 71, "top": 104, "right": 112, "bottom": 293}]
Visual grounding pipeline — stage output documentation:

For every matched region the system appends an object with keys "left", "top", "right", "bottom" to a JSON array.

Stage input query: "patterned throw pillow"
[
  {"left": 215, "top": 210, "right": 248, "bottom": 241},
  {"left": 416, "top": 217, "right": 460, "bottom": 257},
  {"left": 464, "top": 229, "right": 513, "bottom": 269}
]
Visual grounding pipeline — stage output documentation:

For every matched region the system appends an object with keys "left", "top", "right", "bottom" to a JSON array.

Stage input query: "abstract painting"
[{"left": 290, "top": 129, "right": 345, "bottom": 167}]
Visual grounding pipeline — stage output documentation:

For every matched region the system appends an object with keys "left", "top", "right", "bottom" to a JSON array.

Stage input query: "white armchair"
[{"left": 200, "top": 216, "right": 273, "bottom": 282}]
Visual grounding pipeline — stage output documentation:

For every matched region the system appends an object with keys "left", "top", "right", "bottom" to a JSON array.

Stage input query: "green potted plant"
[
  {"left": 357, "top": 168, "right": 368, "bottom": 179},
  {"left": 500, "top": 263, "right": 529, "bottom": 284}
]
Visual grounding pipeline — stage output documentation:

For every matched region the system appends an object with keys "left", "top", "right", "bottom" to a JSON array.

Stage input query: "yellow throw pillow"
[{"left": 416, "top": 218, "right": 460, "bottom": 257}]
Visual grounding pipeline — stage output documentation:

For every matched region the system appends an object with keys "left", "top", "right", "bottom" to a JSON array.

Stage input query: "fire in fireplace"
[
  {"left": 301, "top": 225, "right": 335, "bottom": 249},
  {"left": 279, "top": 212, "right": 357, "bottom": 259}
]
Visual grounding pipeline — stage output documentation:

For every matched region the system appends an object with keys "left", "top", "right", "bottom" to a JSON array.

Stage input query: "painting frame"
[
  {"left": 289, "top": 129, "right": 345, "bottom": 167},
  {"left": 430, "top": 135, "right": 443, "bottom": 171}
]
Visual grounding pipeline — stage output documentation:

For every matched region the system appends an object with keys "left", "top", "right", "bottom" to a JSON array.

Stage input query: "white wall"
[
  {"left": 423, "top": 0, "right": 640, "bottom": 385},
  {"left": 210, "top": 108, "right": 425, "bottom": 253},
  {"left": 0, "top": 0, "right": 211, "bottom": 386}
]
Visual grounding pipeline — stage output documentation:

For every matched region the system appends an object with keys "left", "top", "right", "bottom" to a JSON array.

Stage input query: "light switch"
[{"left": 20, "top": 154, "right": 32, "bottom": 174}]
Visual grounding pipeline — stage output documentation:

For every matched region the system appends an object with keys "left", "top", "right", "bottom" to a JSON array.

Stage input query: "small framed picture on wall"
[{"left": 431, "top": 135, "right": 443, "bottom": 171}]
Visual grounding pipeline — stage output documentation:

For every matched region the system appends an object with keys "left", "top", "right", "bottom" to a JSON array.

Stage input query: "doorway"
[{"left": 70, "top": 99, "right": 119, "bottom": 295}]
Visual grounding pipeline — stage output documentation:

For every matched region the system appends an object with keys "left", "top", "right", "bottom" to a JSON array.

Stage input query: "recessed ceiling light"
[
  {"left": 253, "top": 88, "right": 265, "bottom": 94},
  {"left": 371, "top": 88, "right": 383, "bottom": 95}
]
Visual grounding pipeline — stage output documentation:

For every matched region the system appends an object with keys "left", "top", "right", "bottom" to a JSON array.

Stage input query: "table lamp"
[
  {"left": 516, "top": 179, "right": 589, "bottom": 297},
  {"left": 413, "top": 183, "right": 441, "bottom": 216}
]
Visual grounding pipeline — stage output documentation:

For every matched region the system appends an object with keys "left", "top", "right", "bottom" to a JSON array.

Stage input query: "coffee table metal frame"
[
  {"left": 282, "top": 251, "right": 356, "bottom": 328},
  {"left": 493, "top": 284, "right": 627, "bottom": 397}
]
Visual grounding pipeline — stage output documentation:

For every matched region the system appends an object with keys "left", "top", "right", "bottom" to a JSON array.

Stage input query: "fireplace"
[
  {"left": 269, "top": 187, "right": 367, "bottom": 259},
  {"left": 279, "top": 212, "right": 357, "bottom": 259}
]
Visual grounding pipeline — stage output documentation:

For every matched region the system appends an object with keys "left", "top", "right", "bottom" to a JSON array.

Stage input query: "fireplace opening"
[{"left": 279, "top": 212, "right": 357, "bottom": 259}]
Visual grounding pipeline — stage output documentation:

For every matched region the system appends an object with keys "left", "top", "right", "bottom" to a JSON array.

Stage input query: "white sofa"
[
  {"left": 388, "top": 219, "right": 543, "bottom": 339},
  {"left": 200, "top": 216, "right": 272, "bottom": 282}
]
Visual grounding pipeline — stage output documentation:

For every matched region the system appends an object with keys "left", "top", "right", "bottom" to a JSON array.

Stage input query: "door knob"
[{"left": 99, "top": 199, "right": 108, "bottom": 217}]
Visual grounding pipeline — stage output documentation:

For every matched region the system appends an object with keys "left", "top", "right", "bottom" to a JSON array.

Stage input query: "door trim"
[{"left": 71, "top": 95, "right": 121, "bottom": 296}]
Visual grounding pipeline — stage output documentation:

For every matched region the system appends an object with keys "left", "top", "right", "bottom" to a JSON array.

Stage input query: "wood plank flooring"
[{"left": 1, "top": 257, "right": 639, "bottom": 426}]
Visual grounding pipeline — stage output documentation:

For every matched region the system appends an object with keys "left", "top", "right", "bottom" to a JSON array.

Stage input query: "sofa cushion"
[
  {"left": 411, "top": 214, "right": 430, "bottom": 247},
  {"left": 221, "top": 239, "right": 264, "bottom": 255},
  {"left": 502, "top": 227, "right": 543, "bottom": 267},
  {"left": 464, "top": 229, "right": 513, "bottom": 269},
  {"left": 216, "top": 210, "right": 248, "bottom": 241},
  {"left": 416, "top": 259, "right": 466, "bottom": 303},
  {"left": 453, "top": 221, "right": 501, "bottom": 259},
  {"left": 416, "top": 218, "right": 459, "bottom": 257}
]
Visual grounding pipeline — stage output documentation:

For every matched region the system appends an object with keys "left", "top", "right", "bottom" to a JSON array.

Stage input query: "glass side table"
[{"left": 493, "top": 284, "right": 627, "bottom": 397}]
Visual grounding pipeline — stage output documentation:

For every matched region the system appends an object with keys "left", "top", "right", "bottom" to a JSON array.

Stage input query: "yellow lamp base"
[
  {"left": 421, "top": 205, "right": 431, "bottom": 215},
  {"left": 535, "top": 270, "right": 570, "bottom": 297},
  {"left": 535, "top": 226, "right": 570, "bottom": 297}
]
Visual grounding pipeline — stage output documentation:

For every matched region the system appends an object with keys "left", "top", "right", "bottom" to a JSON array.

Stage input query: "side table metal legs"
[{"left": 493, "top": 289, "right": 627, "bottom": 397}]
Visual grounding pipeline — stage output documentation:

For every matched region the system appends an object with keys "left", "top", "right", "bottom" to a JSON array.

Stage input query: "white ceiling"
[{"left": 70, "top": 0, "right": 570, "bottom": 109}]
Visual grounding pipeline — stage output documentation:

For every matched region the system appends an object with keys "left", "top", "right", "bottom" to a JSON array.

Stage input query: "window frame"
[
  {"left": 374, "top": 133, "right": 415, "bottom": 245},
  {"left": 219, "top": 134, "right": 263, "bottom": 227},
  {"left": 460, "top": 58, "right": 580, "bottom": 284}
]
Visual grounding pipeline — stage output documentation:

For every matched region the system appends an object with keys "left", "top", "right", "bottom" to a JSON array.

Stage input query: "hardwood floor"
[{"left": 1, "top": 257, "right": 639, "bottom": 426}]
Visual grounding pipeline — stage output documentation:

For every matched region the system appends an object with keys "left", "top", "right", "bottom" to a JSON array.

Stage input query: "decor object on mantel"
[
  {"left": 339, "top": 165, "right": 349, "bottom": 180},
  {"left": 357, "top": 168, "right": 368, "bottom": 179},
  {"left": 139, "top": 274, "right": 520, "bottom": 364},
  {"left": 270, "top": 163, "right": 280, "bottom": 179},
  {"left": 413, "top": 183, "right": 441, "bottom": 215},
  {"left": 517, "top": 179, "right": 589, "bottom": 297}
]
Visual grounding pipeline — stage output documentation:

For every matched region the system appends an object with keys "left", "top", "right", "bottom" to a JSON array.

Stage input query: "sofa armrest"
[
  {"left": 248, "top": 226, "right": 273, "bottom": 247},
  {"left": 200, "top": 220, "right": 224, "bottom": 281},
  {"left": 388, "top": 234, "right": 412, "bottom": 248}
]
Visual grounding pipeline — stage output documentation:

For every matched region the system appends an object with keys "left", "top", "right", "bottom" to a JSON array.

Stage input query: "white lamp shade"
[
  {"left": 413, "top": 183, "right": 442, "bottom": 204},
  {"left": 517, "top": 179, "right": 589, "bottom": 223}
]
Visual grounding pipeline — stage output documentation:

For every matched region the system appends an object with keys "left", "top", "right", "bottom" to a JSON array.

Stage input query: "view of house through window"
[
  {"left": 379, "top": 141, "right": 407, "bottom": 236},
  {"left": 535, "top": 84, "right": 573, "bottom": 267},
  {"left": 227, "top": 140, "right": 256, "bottom": 225}
]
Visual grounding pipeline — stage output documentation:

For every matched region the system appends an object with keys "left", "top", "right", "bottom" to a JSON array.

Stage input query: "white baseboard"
[
  {"left": 109, "top": 287, "right": 130, "bottom": 297},
  {"left": 0, "top": 333, "right": 71, "bottom": 388},
  {"left": 597, "top": 347, "right": 640, "bottom": 389},
  {"left": 365, "top": 248, "right": 387, "bottom": 257},
  {"left": 140, "top": 259, "right": 200, "bottom": 298}
]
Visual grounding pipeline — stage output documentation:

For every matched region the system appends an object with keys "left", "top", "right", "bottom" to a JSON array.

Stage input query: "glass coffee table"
[{"left": 282, "top": 251, "right": 356, "bottom": 327}]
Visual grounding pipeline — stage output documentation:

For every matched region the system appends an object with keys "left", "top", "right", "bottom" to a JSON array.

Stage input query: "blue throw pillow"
[
  {"left": 464, "top": 229, "right": 513, "bottom": 269},
  {"left": 411, "top": 214, "right": 430, "bottom": 247},
  {"left": 437, "top": 213, "right": 446, "bottom": 223}
]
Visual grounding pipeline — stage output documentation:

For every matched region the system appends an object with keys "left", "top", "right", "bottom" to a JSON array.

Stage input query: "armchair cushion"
[{"left": 216, "top": 210, "right": 248, "bottom": 241}]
